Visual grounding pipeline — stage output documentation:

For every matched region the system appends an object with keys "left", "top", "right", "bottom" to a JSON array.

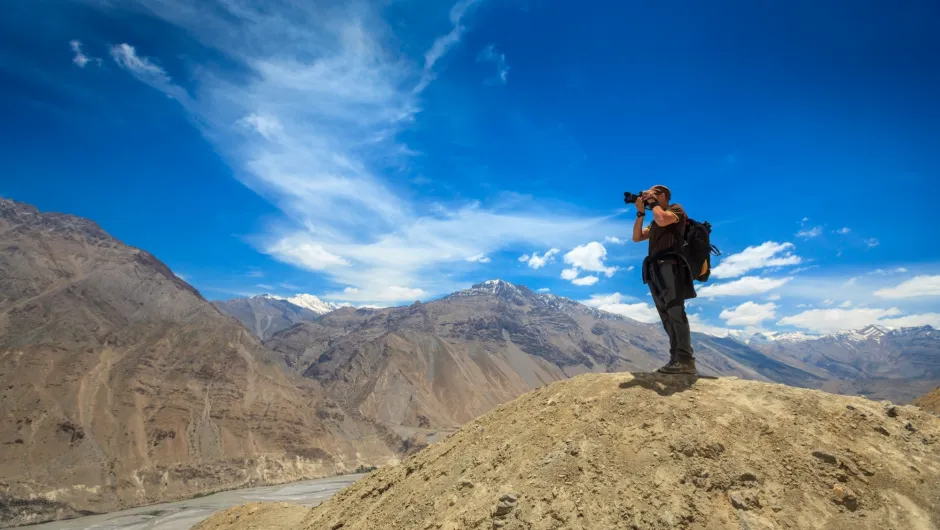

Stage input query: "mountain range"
[
  {"left": 1, "top": 198, "right": 938, "bottom": 526},
  {"left": 0, "top": 199, "right": 403, "bottom": 526}
]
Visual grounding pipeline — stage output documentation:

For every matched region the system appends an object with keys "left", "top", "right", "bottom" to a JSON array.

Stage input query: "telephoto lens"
[{"left": 624, "top": 191, "right": 644, "bottom": 204}]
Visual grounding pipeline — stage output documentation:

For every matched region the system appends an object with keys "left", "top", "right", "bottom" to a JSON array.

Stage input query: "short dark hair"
[{"left": 650, "top": 185, "right": 671, "bottom": 202}]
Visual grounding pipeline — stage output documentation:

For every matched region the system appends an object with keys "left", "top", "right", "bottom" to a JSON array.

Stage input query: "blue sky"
[{"left": 2, "top": 0, "right": 939, "bottom": 336}]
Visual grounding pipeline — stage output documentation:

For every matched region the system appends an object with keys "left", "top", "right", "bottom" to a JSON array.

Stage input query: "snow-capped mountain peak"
[{"left": 285, "top": 293, "right": 343, "bottom": 315}]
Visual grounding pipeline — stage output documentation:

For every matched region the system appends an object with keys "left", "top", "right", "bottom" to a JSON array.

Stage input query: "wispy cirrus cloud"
[
  {"left": 477, "top": 44, "right": 509, "bottom": 85},
  {"left": 70, "top": 40, "right": 100, "bottom": 68},
  {"left": 94, "top": 0, "right": 618, "bottom": 304},
  {"left": 416, "top": 0, "right": 484, "bottom": 92}
]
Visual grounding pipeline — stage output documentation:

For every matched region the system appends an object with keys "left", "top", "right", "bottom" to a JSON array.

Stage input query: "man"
[{"left": 631, "top": 185, "right": 697, "bottom": 374}]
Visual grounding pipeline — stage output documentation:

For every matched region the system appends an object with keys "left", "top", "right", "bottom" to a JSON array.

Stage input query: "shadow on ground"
[{"left": 618, "top": 372, "right": 717, "bottom": 397}]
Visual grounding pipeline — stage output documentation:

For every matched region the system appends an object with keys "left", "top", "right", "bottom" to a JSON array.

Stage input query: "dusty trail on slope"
[{"left": 196, "top": 373, "right": 940, "bottom": 530}]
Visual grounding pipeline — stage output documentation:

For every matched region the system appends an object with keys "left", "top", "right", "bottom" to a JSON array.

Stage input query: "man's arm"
[
  {"left": 632, "top": 196, "right": 650, "bottom": 242},
  {"left": 650, "top": 204, "right": 680, "bottom": 227},
  {"left": 632, "top": 214, "right": 650, "bottom": 242}
]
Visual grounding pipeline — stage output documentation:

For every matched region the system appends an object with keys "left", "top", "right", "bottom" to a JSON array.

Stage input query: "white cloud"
[
  {"left": 70, "top": 40, "right": 99, "bottom": 68},
  {"left": 865, "top": 238, "right": 880, "bottom": 247},
  {"left": 561, "top": 268, "right": 579, "bottom": 280},
  {"left": 688, "top": 313, "right": 741, "bottom": 338},
  {"left": 102, "top": 1, "right": 624, "bottom": 305},
  {"left": 697, "top": 276, "right": 792, "bottom": 297},
  {"left": 571, "top": 276, "right": 599, "bottom": 286},
  {"left": 110, "top": 43, "right": 190, "bottom": 104},
  {"left": 344, "top": 287, "right": 360, "bottom": 294},
  {"left": 796, "top": 226, "right": 822, "bottom": 238},
  {"left": 518, "top": 254, "right": 530, "bottom": 262},
  {"left": 256, "top": 283, "right": 275, "bottom": 290},
  {"left": 711, "top": 241, "right": 802, "bottom": 279},
  {"left": 604, "top": 236, "right": 626, "bottom": 245},
  {"left": 839, "top": 300, "right": 852, "bottom": 308},
  {"left": 563, "top": 242, "right": 617, "bottom": 278},
  {"left": 879, "top": 313, "right": 940, "bottom": 329},
  {"left": 477, "top": 44, "right": 509, "bottom": 85},
  {"left": 417, "top": 0, "right": 484, "bottom": 92},
  {"left": 874, "top": 275, "right": 940, "bottom": 299},
  {"left": 626, "top": 265, "right": 635, "bottom": 272},
  {"left": 822, "top": 299, "right": 834, "bottom": 306},
  {"left": 524, "top": 248, "right": 560, "bottom": 269},
  {"left": 719, "top": 301, "right": 777, "bottom": 326},
  {"left": 466, "top": 253, "right": 492, "bottom": 263},
  {"left": 836, "top": 227, "right": 851, "bottom": 234},
  {"left": 765, "top": 294, "right": 781, "bottom": 301},
  {"left": 778, "top": 307, "right": 905, "bottom": 333},
  {"left": 538, "top": 287, "right": 551, "bottom": 293},
  {"left": 581, "top": 293, "right": 660, "bottom": 323},
  {"left": 801, "top": 217, "right": 810, "bottom": 223}
]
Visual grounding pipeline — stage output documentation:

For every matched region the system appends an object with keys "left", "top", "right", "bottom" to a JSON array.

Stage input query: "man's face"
[{"left": 646, "top": 188, "right": 665, "bottom": 203}]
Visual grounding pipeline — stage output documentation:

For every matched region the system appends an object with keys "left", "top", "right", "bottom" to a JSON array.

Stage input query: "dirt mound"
[
  {"left": 914, "top": 387, "right": 940, "bottom": 414},
  {"left": 195, "top": 373, "right": 940, "bottom": 530}
]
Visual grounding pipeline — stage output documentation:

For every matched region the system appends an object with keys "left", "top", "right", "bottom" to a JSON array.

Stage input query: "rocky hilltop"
[
  {"left": 267, "top": 280, "right": 819, "bottom": 435},
  {"left": 195, "top": 373, "right": 940, "bottom": 530},
  {"left": 915, "top": 387, "right": 940, "bottom": 414},
  {"left": 0, "top": 199, "right": 402, "bottom": 526}
]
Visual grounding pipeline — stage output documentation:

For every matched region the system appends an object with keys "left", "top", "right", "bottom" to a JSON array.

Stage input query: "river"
[{"left": 26, "top": 474, "right": 365, "bottom": 530}]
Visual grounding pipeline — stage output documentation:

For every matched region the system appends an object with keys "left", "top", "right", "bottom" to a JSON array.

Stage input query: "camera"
[
  {"left": 624, "top": 191, "right": 644, "bottom": 204},
  {"left": 624, "top": 191, "right": 656, "bottom": 207}
]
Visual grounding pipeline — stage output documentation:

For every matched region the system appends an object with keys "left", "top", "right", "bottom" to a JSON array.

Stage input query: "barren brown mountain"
[
  {"left": 212, "top": 295, "right": 322, "bottom": 341},
  {"left": 0, "top": 199, "right": 403, "bottom": 527},
  {"left": 915, "top": 387, "right": 940, "bottom": 413},
  {"left": 268, "top": 280, "right": 823, "bottom": 435},
  {"left": 196, "top": 373, "right": 940, "bottom": 530}
]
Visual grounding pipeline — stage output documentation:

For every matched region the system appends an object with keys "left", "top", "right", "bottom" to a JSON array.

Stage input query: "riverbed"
[{"left": 26, "top": 474, "right": 365, "bottom": 530}]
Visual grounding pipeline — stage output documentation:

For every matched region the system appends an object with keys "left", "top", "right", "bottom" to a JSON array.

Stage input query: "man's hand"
[{"left": 634, "top": 195, "right": 646, "bottom": 212}]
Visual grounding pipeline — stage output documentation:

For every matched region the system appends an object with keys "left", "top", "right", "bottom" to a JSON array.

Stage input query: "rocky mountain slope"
[
  {"left": 195, "top": 373, "right": 940, "bottom": 530},
  {"left": 0, "top": 199, "right": 403, "bottom": 526},
  {"left": 266, "top": 280, "right": 822, "bottom": 435},
  {"left": 915, "top": 387, "right": 940, "bottom": 413},
  {"left": 213, "top": 295, "right": 322, "bottom": 340}
]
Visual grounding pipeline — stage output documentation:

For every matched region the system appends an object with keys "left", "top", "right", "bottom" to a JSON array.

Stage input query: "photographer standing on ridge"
[{"left": 631, "top": 185, "right": 697, "bottom": 375}]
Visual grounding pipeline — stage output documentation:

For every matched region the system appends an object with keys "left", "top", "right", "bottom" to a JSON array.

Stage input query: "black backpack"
[{"left": 675, "top": 218, "right": 721, "bottom": 282}]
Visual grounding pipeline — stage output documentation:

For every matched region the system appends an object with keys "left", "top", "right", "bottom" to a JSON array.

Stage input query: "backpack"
[{"left": 675, "top": 218, "right": 721, "bottom": 282}]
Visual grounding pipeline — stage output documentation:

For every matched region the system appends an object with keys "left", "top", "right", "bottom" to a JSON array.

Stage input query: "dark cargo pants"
[{"left": 649, "top": 263, "right": 694, "bottom": 361}]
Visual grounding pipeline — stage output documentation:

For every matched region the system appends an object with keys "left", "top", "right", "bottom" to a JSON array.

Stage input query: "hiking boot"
[{"left": 656, "top": 358, "right": 697, "bottom": 375}]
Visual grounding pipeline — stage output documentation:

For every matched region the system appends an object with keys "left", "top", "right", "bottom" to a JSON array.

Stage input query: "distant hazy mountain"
[
  {"left": 0, "top": 199, "right": 402, "bottom": 526},
  {"left": 266, "top": 279, "right": 821, "bottom": 433},
  {"left": 213, "top": 294, "right": 322, "bottom": 340},
  {"left": 751, "top": 324, "right": 940, "bottom": 403}
]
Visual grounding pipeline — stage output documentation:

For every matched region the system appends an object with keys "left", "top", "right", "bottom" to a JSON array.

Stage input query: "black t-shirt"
[{"left": 648, "top": 203, "right": 687, "bottom": 256}]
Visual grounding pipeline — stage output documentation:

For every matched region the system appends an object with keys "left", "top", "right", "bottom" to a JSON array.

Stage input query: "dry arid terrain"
[
  {"left": 915, "top": 387, "right": 940, "bottom": 413},
  {"left": 0, "top": 199, "right": 404, "bottom": 526},
  {"left": 195, "top": 373, "right": 940, "bottom": 530}
]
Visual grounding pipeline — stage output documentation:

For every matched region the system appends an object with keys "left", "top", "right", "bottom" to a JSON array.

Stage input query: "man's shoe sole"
[{"left": 656, "top": 366, "right": 697, "bottom": 375}]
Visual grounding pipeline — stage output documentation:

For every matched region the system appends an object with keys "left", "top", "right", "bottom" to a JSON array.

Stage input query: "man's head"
[{"left": 646, "top": 185, "right": 671, "bottom": 207}]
